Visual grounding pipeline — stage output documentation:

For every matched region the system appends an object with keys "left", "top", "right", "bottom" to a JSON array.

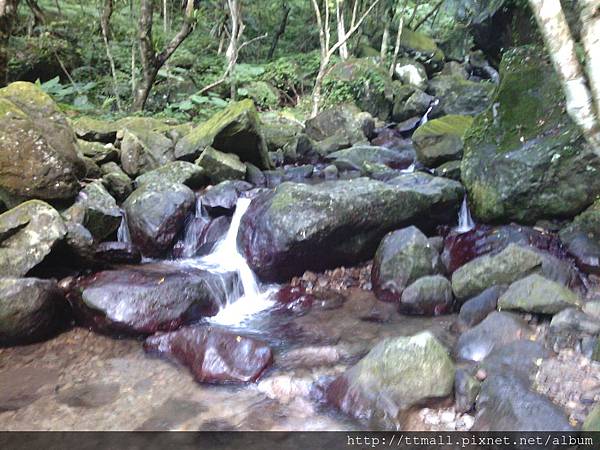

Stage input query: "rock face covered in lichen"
[
  {"left": 0, "top": 82, "right": 86, "bottom": 206},
  {"left": 461, "top": 46, "right": 600, "bottom": 223}
]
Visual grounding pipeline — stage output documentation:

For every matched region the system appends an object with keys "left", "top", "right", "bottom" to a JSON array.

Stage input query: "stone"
[
  {"left": 100, "top": 162, "right": 133, "bottom": 202},
  {"left": 393, "top": 58, "right": 428, "bottom": 89},
  {"left": 462, "top": 46, "right": 600, "bottom": 223},
  {"left": 498, "top": 274, "right": 581, "bottom": 315},
  {"left": 0, "top": 278, "right": 65, "bottom": 345},
  {"left": 0, "top": 200, "right": 67, "bottom": 277},
  {"left": 456, "top": 311, "right": 532, "bottom": 362},
  {"left": 454, "top": 368, "right": 480, "bottom": 413},
  {"left": 144, "top": 325, "right": 273, "bottom": 384},
  {"left": 412, "top": 115, "right": 474, "bottom": 168},
  {"left": 327, "top": 145, "right": 414, "bottom": 176},
  {"left": 120, "top": 128, "right": 175, "bottom": 177},
  {"left": 427, "top": 75, "right": 495, "bottom": 116},
  {"left": 452, "top": 244, "right": 547, "bottom": 300},
  {"left": 391, "top": 88, "right": 434, "bottom": 123},
  {"left": 240, "top": 174, "right": 463, "bottom": 282},
  {"left": 135, "top": 161, "right": 206, "bottom": 189},
  {"left": 77, "top": 140, "right": 119, "bottom": 165},
  {"left": 0, "top": 82, "right": 86, "bottom": 205},
  {"left": 93, "top": 242, "right": 142, "bottom": 265},
  {"left": 327, "top": 332, "right": 455, "bottom": 428},
  {"left": 433, "top": 160, "right": 462, "bottom": 180},
  {"left": 260, "top": 112, "right": 304, "bottom": 152},
  {"left": 399, "top": 29, "right": 445, "bottom": 72},
  {"left": 199, "top": 180, "right": 253, "bottom": 215},
  {"left": 64, "top": 181, "right": 121, "bottom": 241},
  {"left": 480, "top": 340, "right": 551, "bottom": 380},
  {"left": 66, "top": 264, "right": 233, "bottom": 336},
  {"left": 305, "top": 104, "right": 374, "bottom": 150},
  {"left": 123, "top": 182, "right": 195, "bottom": 257},
  {"left": 457, "top": 285, "right": 507, "bottom": 330},
  {"left": 72, "top": 116, "right": 119, "bottom": 143},
  {"left": 550, "top": 308, "right": 600, "bottom": 336},
  {"left": 175, "top": 99, "right": 271, "bottom": 169},
  {"left": 399, "top": 275, "right": 453, "bottom": 316},
  {"left": 196, "top": 147, "right": 247, "bottom": 184}
]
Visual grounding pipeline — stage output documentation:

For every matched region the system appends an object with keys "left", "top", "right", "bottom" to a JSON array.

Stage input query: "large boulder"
[
  {"left": 0, "top": 278, "right": 65, "bottom": 345},
  {"left": 322, "top": 58, "right": 395, "bottom": 120},
  {"left": 371, "top": 226, "right": 442, "bottom": 303},
  {"left": 123, "top": 182, "right": 195, "bottom": 257},
  {"left": 66, "top": 264, "right": 233, "bottom": 336},
  {"left": 398, "top": 29, "right": 445, "bottom": 72},
  {"left": 399, "top": 275, "right": 453, "bottom": 316},
  {"left": 0, "top": 82, "right": 86, "bottom": 206},
  {"left": 497, "top": 274, "right": 581, "bottom": 315},
  {"left": 135, "top": 161, "right": 206, "bottom": 189},
  {"left": 120, "top": 128, "right": 175, "bottom": 177},
  {"left": 100, "top": 162, "right": 133, "bottom": 202},
  {"left": 175, "top": 99, "right": 271, "bottom": 169},
  {"left": 326, "top": 145, "right": 414, "bottom": 176},
  {"left": 327, "top": 331, "right": 455, "bottom": 429},
  {"left": 196, "top": 147, "right": 247, "bottom": 184},
  {"left": 462, "top": 46, "right": 600, "bottom": 223},
  {"left": 144, "top": 325, "right": 272, "bottom": 384},
  {"left": 260, "top": 112, "right": 304, "bottom": 152},
  {"left": 452, "top": 243, "right": 560, "bottom": 300},
  {"left": 427, "top": 75, "right": 495, "bottom": 116},
  {"left": 412, "top": 115, "right": 474, "bottom": 168},
  {"left": 239, "top": 174, "right": 464, "bottom": 282},
  {"left": 391, "top": 87, "right": 434, "bottom": 123},
  {"left": 0, "top": 200, "right": 67, "bottom": 277}
]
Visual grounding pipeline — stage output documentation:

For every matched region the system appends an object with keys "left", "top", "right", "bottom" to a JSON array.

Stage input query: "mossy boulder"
[
  {"left": 100, "top": 162, "right": 133, "bottom": 202},
  {"left": 497, "top": 274, "right": 581, "bottom": 315},
  {"left": 135, "top": 161, "right": 206, "bottom": 189},
  {"left": 239, "top": 81, "right": 279, "bottom": 110},
  {"left": 260, "top": 111, "right": 304, "bottom": 152},
  {"left": 196, "top": 147, "right": 247, "bottom": 184},
  {"left": 0, "top": 277, "right": 65, "bottom": 346},
  {"left": 0, "top": 82, "right": 86, "bottom": 206},
  {"left": 77, "top": 140, "right": 119, "bottom": 165},
  {"left": 399, "top": 275, "right": 453, "bottom": 316},
  {"left": 323, "top": 58, "right": 395, "bottom": 120},
  {"left": 239, "top": 173, "right": 463, "bottom": 282},
  {"left": 0, "top": 200, "right": 67, "bottom": 277},
  {"left": 413, "top": 115, "right": 474, "bottom": 167},
  {"left": 392, "top": 88, "right": 434, "bottom": 122},
  {"left": 326, "top": 145, "right": 413, "bottom": 176},
  {"left": 72, "top": 116, "right": 119, "bottom": 143},
  {"left": 327, "top": 331, "right": 455, "bottom": 428},
  {"left": 462, "top": 46, "right": 600, "bottom": 223},
  {"left": 120, "top": 128, "right": 175, "bottom": 177},
  {"left": 428, "top": 75, "right": 495, "bottom": 116},
  {"left": 399, "top": 29, "right": 445, "bottom": 72},
  {"left": 175, "top": 99, "right": 271, "bottom": 169}
]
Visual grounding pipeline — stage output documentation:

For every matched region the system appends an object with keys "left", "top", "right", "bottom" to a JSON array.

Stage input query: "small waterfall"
[
  {"left": 178, "top": 197, "right": 211, "bottom": 259},
  {"left": 419, "top": 99, "right": 440, "bottom": 126},
  {"left": 117, "top": 211, "right": 131, "bottom": 244},
  {"left": 455, "top": 196, "right": 475, "bottom": 234},
  {"left": 188, "top": 197, "right": 275, "bottom": 325}
]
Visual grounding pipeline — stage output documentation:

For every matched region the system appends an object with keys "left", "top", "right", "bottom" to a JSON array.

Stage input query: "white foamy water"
[
  {"left": 117, "top": 211, "right": 131, "bottom": 244},
  {"left": 455, "top": 195, "right": 475, "bottom": 233},
  {"left": 419, "top": 98, "right": 440, "bottom": 126},
  {"left": 188, "top": 197, "right": 276, "bottom": 325}
]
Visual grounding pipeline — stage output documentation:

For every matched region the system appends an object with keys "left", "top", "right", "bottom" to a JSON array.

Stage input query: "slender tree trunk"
[
  {"left": 267, "top": 2, "right": 290, "bottom": 60},
  {"left": 0, "top": 0, "right": 20, "bottom": 87},
  {"left": 25, "top": 0, "right": 45, "bottom": 25},
  {"left": 413, "top": 0, "right": 443, "bottom": 31},
  {"left": 101, "top": 0, "right": 122, "bottom": 111},
  {"left": 336, "top": 0, "right": 349, "bottom": 59},
  {"left": 380, "top": 3, "right": 392, "bottom": 61},
  {"left": 580, "top": 0, "right": 600, "bottom": 122},
  {"left": 134, "top": 0, "right": 197, "bottom": 111},
  {"left": 389, "top": 16, "right": 404, "bottom": 77},
  {"left": 529, "top": 0, "right": 600, "bottom": 150}
]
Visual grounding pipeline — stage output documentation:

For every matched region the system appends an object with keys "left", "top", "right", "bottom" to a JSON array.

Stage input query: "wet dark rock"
[
  {"left": 456, "top": 311, "right": 532, "bottom": 362},
  {"left": 371, "top": 126, "right": 415, "bottom": 149},
  {"left": 245, "top": 163, "right": 266, "bottom": 187},
  {"left": 144, "top": 325, "right": 273, "bottom": 384},
  {"left": 66, "top": 264, "right": 233, "bottom": 336},
  {"left": 562, "top": 233, "right": 600, "bottom": 275},
  {"left": 392, "top": 89, "right": 433, "bottom": 123},
  {"left": 56, "top": 382, "right": 120, "bottom": 408},
  {"left": 498, "top": 274, "right": 581, "bottom": 315},
  {"left": 93, "top": 242, "right": 142, "bottom": 265},
  {"left": 175, "top": 99, "right": 271, "bottom": 169},
  {"left": 199, "top": 180, "right": 253, "bottom": 215},
  {"left": 123, "top": 182, "right": 195, "bottom": 258},
  {"left": 327, "top": 332, "right": 455, "bottom": 429},
  {"left": 0, "top": 278, "right": 65, "bottom": 346},
  {"left": 454, "top": 368, "right": 480, "bottom": 413},
  {"left": 240, "top": 175, "right": 463, "bottom": 283},
  {"left": 0, "top": 200, "right": 67, "bottom": 277},
  {"left": 457, "top": 285, "right": 506, "bottom": 331},
  {"left": 480, "top": 340, "right": 551, "bottom": 380},
  {"left": 0, "top": 82, "right": 86, "bottom": 205},
  {"left": 173, "top": 215, "right": 231, "bottom": 259},
  {"left": 473, "top": 372, "right": 573, "bottom": 431},
  {"left": 462, "top": 46, "right": 600, "bottom": 224},
  {"left": 433, "top": 160, "right": 462, "bottom": 180},
  {"left": 283, "top": 164, "right": 314, "bottom": 182},
  {"left": 100, "top": 162, "right": 133, "bottom": 202},
  {"left": 305, "top": 104, "right": 374, "bottom": 151},
  {"left": 78, "top": 140, "right": 119, "bottom": 165},
  {"left": 412, "top": 115, "right": 473, "bottom": 168},
  {"left": 327, "top": 145, "right": 413, "bottom": 175},
  {"left": 550, "top": 308, "right": 600, "bottom": 336},
  {"left": 399, "top": 275, "right": 453, "bottom": 316}
]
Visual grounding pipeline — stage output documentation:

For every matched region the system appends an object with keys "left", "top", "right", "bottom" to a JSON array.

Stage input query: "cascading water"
[
  {"left": 455, "top": 195, "right": 475, "bottom": 233},
  {"left": 419, "top": 98, "right": 440, "bottom": 126},
  {"left": 117, "top": 211, "right": 131, "bottom": 244},
  {"left": 186, "top": 197, "right": 276, "bottom": 325}
]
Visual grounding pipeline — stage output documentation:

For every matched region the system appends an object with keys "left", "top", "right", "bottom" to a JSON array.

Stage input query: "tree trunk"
[
  {"left": 101, "top": 0, "right": 122, "bottom": 111},
  {"left": 580, "top": 0, "right": 600, "bottom": 121},
  {"left": 133, "top": 0, "right": 196, "bottom": 111},
  {"left": 0, "top": 0, "right": 20, "bottom": 87},
  {"left": 380, "top": 3, "right": 392, "bottom": 61},
  {"left": 336, "top": 0, "right": 349, "bottom": 59},
  {"left": 267, "top": 2, "right": 290, "bottom": 60},
  {"left": 529, "top": 0, "right": 600, "bottom": 150},
  {"left": 389, "top": 16, "right": 404, "bottom": 77}
]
